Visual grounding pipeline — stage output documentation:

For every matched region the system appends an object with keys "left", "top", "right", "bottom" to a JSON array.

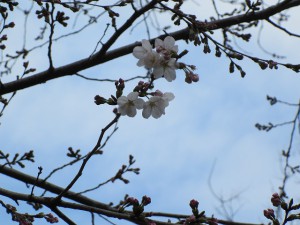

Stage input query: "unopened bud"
[
  {"left": 94, "top": 95, "right": 107, "bottom": 105},
  {"left": 263, "top": 208, "right": 275, "bottom": 219}
]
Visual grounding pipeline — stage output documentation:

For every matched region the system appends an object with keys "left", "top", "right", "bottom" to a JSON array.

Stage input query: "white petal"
[
  {"left": 164, "top": 36, "right": 175, "bottom": 49},
  {"left": 152, "top": 106, "right": 164, "bottom": 119},
  {"left": 167, "top": 58, "right": 177, "bottom": 68},
  {"left": 133, "top": 46, "right": 147, "bottom": 59},
  {"left": 117, "top": 96, "right": 128, "bottom": 106},
  {"left": 149, "top": 96, "right": 160, "bottom": 103},
  {"left": 118, "top": 105, "right": 128, "bottom": 116},
  {"left": 134, "top": 98, "right": 145, "bottom": 109},
  {"left": 156, "top": 98, "right": 167, "bottom": 109},
  {"left": 127, "top": 106, "right": 137, "bottom": 117},
  {"left": 127, "top": 92, "right": 139, "bottom": 101},
  {"left": 172, "top": 45, "right": 179, "bottom": 53},
  {"left": 155, "top": 38, "right": 163, "bottom": 48},
  {"left": 137, "top": 59, "right": 145, "bottom": 67},
  {"left": 164, "top": 67, "right": 176, "bottom": 82},
  {"left": 142, "top": 104, "right": 151, "bottom": 119},
  {"left": 153, "top": 66, "right": 164, "bottom": 79},
  {"left": 141, "top": 39, "right": 152, "bottom": 51},
  {"left": 143, "top": 51, "right": 159, "bottom": 68},
  {"left": 163, "top": 92, "right": 175, "bottom": 102}
]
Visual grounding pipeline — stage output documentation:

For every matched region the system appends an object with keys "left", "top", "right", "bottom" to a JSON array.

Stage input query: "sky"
[{"left": 1, "top": 0, "right": 300, "bottom": 225}]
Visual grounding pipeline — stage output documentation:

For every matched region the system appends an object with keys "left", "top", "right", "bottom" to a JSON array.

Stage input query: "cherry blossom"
[
  {"left": 132, "top": 37, "right": 179, "bottom": 81},
  {"left": 155, "top": 36, "right": 178, "bottom": 56},
  {"left": 117, "top": 92, "right": 145, "bottom": 117},
  {"left": 162, "top": 92, "right": 175, "bottom": 107},
  {"left": 140, "top": 51, "right": 160, "bottom": 69},
  {"left": 133, "top": 40, "right": 157, "bottom": 68},
  {"left": 142, "top": 92, "right": 175, "bottom": 119},
  {"left": 153, "top": 58, "right": 177, "bottom": 82}
]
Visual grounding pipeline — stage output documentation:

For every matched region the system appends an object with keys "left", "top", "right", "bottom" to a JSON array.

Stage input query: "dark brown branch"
[
  {"left": 0, "top": 163, "right": 114, "bottom": 211},
  {"left": 0, "top": 187, "right": 264, "bottom": 225},
  {"left": 266, "top": 18, "right": 300, "bottom": 38},
  {"left": 51, "top": 206, "right": 76, "bottom": 225},
  {"left": 1, "top": 0, "right": 300, "bottom": 95},
  {"left": 48, "top": 3, "right": 55, "bottom": 70},
  {"left": 0, "top": 187, "right": 142, "bottom": 224}
]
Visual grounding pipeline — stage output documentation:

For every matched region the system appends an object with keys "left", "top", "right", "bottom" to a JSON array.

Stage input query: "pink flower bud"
[
  {"left": 185, "top": 76, "right": 192, "bottom": 84},
  {"left": 189, "top": 199, "right": 199, "bottom": 209},
  {"left": 153, "top": 90, "right": 163, "bottom": 97},
  {"left": 142, "top": 195, "right": 151, "bottom": 206},
  {"left": 263, "top": 208, "right": 275, "bottom": 219},
  {"left": 126, "top": 197, "right": 139, "bottom": 206},
  {"left": 191, "top": 74, "right": 199, "bottom": 82},
  {"left": 271, "top": 193, "right": 281, "bottom": 207}
]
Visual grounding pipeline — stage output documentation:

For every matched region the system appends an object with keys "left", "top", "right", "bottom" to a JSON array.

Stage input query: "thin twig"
[{"left": 55, "top": 113, "right": 121, "bottom": 201}]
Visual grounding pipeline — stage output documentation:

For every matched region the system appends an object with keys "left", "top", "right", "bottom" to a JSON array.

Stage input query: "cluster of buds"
[
  {"left": 4, "top": 22, "right": 15, "bottom": 29},
  {"left": 133, "top": 81, "right": 151, "bottom": 96},
  {"left": 185, "top": 71, "right": 199, "bottom": 84},
  {"left": 263, "top": 193, "right": 300, "bottom": 224},
  {"left": 268, "top": 60, "right": 278, "bottom": 69},
  {"left": 36, "top": 4, "right": 51, "bottom": 23},
  {"left": 115, "top": 78, "right": 125, "bottom": 98},
  {"left": 184, "top": 200, "right": 218, "bottom": 225},
  {"left": 94, "top": 78, "right": 125, "bottom": 106},
  {"left": 44, "top": 213, "right": 59, "bottom": 223},
  {"left": 0, "top": 0, "right": 18, "bottom": 13},
  {"left": 4, "top": 204, "right": 59, "bottom": 225},
  {"left": 0, "top": 34, "right": 7, "bottom": 50},
  {"left": 119, "top": 196, "right": 151, "bottom": 216},
  {"left": 177, "top": 63, "right": 199, "bottom": 84}
]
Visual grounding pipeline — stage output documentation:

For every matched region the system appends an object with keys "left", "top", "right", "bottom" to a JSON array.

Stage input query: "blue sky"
[{"left": 1, "top": 1, "right": 300, "bottom": 224}]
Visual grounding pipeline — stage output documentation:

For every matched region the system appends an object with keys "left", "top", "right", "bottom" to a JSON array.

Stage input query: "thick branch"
[
  {"left": 0, "top": 164, "right": 114, "bottom": 211},
  {"left": 0, "top": 187, "right": 147, "bottom": 225},
  {"left": 1, "top": 0, "right": 300, "bottom": 95},
  {"left": 0, "top": 187, "right": 265, "bottom": 225}
]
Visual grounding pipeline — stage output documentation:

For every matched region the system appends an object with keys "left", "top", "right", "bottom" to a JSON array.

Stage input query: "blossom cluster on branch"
[{"left": 95, "top": 36, "right": 198, "bottom": 119}]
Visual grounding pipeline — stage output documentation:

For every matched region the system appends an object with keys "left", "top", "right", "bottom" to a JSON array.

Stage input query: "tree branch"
[{"left": 1, "top": 0, "right": 300, "bottom": 95}]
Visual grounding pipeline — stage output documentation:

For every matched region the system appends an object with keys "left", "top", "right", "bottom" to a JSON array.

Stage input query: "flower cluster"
[
  {"left": 95, "top": 36, "right": 199, "bottom": 119},
  {"left": 117, "top": 91, "right": 174, "bottom": 119},
  {"left": 133, "top": 36, "right": 199, "bottom": 84},
  {"left": 133, "top": 36, "right": 179, "bottom": 82}
]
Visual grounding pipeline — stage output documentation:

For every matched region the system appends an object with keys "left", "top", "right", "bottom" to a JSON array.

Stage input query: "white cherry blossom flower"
[
  {"left": 155, "top": 36, "right": 178, "bottom": 54},
  {"left": 153, "top": 58, "right": 177, "bottom": 82},
  {"left": 117, "top": 92, "right": 145, "bottom": 117},
  {"left": 132, "top": 36, "right": 180, "bottom": 81},
  {"left": 162, "top": 92, "right": 175, "bottom": 107},
  {"left": 139, "top": 51, "right": 160, "bottom": 69},
  {"left": 133, "top": 39, "right": 156, "bottom": 68},
  {"left": 142, "top": 92, "right": 175, "bottom": 119},
  {"left": 132, "top": 39, "right": 152, "bottom": 59}
]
